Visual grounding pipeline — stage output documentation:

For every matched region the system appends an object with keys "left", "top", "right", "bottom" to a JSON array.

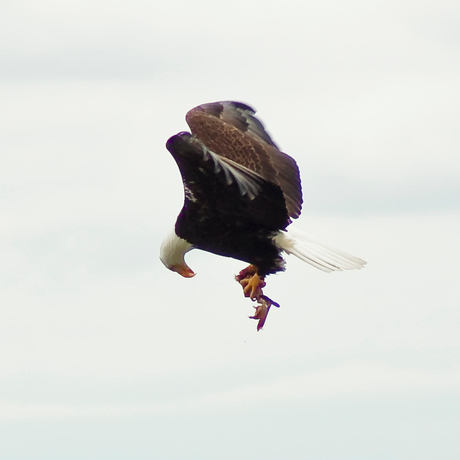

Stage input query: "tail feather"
[{"left": 274, "top": 227, "right": 366, "bottom": 273}]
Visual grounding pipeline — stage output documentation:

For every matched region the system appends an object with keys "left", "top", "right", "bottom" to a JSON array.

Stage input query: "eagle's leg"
[{"left": 235, "top": 264, "right": 266, "bottom": 301}]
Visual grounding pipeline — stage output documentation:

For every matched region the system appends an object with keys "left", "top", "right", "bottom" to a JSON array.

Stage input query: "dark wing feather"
[
  {"left": 185, "top": 101, "right": 303, "bottom": 219},
  {"left": 166, "top": 132, "right": 290, "bottom": 237}
]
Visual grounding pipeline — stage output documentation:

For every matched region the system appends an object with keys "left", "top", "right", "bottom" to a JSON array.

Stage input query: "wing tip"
[{"left": 165, "top": 131, "right": 192, "bottom": 152}]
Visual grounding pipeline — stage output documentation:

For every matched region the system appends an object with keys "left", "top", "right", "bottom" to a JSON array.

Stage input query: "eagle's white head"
[{"left": 159, "top": 228, "right": 195, "bottom": 278}]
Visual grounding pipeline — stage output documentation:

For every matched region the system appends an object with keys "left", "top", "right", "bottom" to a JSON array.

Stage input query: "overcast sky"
[{"left": 1, "top": 0, "right": 459, "bottom": 459}]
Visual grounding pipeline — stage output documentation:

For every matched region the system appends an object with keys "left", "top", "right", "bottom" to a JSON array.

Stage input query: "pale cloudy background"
[{"left": 1, "top": 0, "right": 459, "bottom": 458}]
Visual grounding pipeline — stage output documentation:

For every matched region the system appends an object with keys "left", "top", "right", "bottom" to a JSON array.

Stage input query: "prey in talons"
[{"left": 236, "top": 265, "right": 280, "bottom": 331}]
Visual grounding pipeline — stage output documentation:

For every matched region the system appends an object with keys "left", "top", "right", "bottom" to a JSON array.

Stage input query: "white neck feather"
[{"left": 159, "top": 228, "right": 193, "bottom": 270}]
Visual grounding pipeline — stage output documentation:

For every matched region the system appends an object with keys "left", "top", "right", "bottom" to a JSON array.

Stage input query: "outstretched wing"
[
  {"left": 185, "top": 101, "right": 303, "bottom": 219},
  {"left": 166, "top": 132, "right": 290, "bottom": 244}
]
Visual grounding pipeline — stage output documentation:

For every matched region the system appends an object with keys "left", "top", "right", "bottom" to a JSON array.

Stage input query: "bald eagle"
[{"left": 160, "top": 101, "right": 366, "bottom": 330}]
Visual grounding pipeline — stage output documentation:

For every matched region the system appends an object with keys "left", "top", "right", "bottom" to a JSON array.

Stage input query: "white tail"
[{"left": 273, "top": 227, "right": 366, "bottom": 273}]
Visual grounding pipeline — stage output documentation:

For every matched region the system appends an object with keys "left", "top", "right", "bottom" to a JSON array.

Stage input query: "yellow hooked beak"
[{"left": 172, "top": 263, "right": 196, "bottom": 278}]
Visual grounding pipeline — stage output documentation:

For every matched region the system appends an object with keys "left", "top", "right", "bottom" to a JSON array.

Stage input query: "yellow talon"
[
  {"left": 236, "top": 266, "right": 266, "bottom": 301},
  {"left": 242, "top": 273, "right": 260, "bottom": 299}
]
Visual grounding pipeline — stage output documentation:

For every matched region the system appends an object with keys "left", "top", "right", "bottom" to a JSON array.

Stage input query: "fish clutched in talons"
[
  {"left": 235, "top": 265, "right": 280, "bottom": 331},
  {"left": 250, "top": 295, "right": 280, "bottom": 331}
]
